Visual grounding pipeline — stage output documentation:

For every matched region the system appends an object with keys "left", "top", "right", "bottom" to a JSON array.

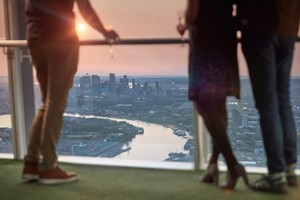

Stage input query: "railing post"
[
  {"left": 4, "top": 0, "right": 35, "bottom": 160},
  {"left": 193, "top": 103, "right": 209, "bottom": 170},
  {"left": 193, "top": 103, "right": 201, "bottom": 170}
]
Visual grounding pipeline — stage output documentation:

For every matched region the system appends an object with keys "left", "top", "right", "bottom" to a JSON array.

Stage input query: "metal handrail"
[
  {"left": 0, "top": 36, "right": 299, "bottom": 47},
  {"left": 0, "top": 40, "right": 27, "bottom": 47},
  {"left": 0, "top": 38, "right": 189, "bottom": 47}
]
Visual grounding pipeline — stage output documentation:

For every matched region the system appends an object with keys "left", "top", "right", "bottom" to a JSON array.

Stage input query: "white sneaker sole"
[
  {"left": 22, "top": 174, "right": 39, "bottom": 181},
  {"left": 38, "top": 176, "right": 78, "bottom": 185}
]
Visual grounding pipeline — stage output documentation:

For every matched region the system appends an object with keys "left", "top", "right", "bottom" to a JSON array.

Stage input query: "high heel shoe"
[
  {"left": 220, "top": 163, "right": 249, "bottom": 190},
  {"left": 201, "top": 163, "right": 219, "bottom": 185}
]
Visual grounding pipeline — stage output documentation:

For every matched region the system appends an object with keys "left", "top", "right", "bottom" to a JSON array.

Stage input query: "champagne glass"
[
  {"left": 105, "top": 25, "right": 115, "bottom": 60},
  {"left": 177, "top": 11, "right": 185, "bottom": 46},
  {"left": 109, "top": 39, "right": 114, "bottom": 60}
]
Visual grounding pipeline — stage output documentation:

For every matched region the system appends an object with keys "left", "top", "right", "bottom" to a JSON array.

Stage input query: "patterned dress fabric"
[{"left": 188, "top": 0, "right": 240, "bottom": 101}]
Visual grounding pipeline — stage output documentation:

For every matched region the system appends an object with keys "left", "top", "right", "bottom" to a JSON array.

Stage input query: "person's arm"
[
  {"left": 185, "top": 0, "right": 199, "bottom": 27},
  {"left": 177, "top": 0, "right": 199, "bottom": 35},
  {"left": 76, "top": 0, "right": 119, "bottom": 41}
]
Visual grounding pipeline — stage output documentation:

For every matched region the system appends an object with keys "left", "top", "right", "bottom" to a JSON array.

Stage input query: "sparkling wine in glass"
[
  {"left": 177, "top": 11, "right": 185, "bottom": 46},
  {"left": 105, "top": 25, "right": 115, "bottom": 60},
  {"left": 109, "top": 40, "right": 114, "bottom": 60}
]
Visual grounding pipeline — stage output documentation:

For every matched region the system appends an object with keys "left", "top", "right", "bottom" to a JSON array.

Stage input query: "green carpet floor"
[{"left": 0, "top": 159, "right": 299, "bottom": 200}]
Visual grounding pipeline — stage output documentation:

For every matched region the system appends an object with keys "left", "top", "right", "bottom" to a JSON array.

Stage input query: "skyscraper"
[
  {"left": 80, "top": 75, "right": 91, "bottom": 90},
  {"left": 120, "top": 75, "right": 129, "bottom": 88},
  {"left": 231, "top": 108, "right": 242, "bottom": 128},
  {"left": 109, "top": 73, "right": 116, "bottom": 93},
  {"left": 91, "top": 75, "right": 100, "bottom": 96},
  {"left": 91, "top": 75, "right": 100, "bottom": 89},
  {"left": 132, "top": 78, "right": 135, "bottom": 89}
]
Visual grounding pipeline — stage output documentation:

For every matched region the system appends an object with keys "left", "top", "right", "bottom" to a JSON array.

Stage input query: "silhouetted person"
[
  {"left": 22, "top": 0, "right": 119, "bottom": 185},
  {"left": 177, "top": 0, "right": 248, "bottom": 190},
  {"left": 238, "top": 0, "right": 300, "bottom": 193}
]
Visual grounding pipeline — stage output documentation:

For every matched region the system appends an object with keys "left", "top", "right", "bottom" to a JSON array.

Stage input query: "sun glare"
[{"left": 77, "top": 23, "right": 86, "bottom": 32}]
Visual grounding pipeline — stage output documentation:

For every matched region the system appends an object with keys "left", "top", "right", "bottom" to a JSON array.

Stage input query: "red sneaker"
[
  {"left": 38, "top": 167, "right": 78, "bottom": 185},
  {"left": 22, "top": 162, "right": 39, "bottom": 181}
]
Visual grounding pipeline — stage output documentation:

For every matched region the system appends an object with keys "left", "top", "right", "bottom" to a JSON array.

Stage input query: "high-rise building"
[
  {"left": 120, "top": 75, "right": 129, "bottom": 88},
  {"left": 109, "top": 73, "right": 116, "bottom": 85},
  {"left": 119, "top": 75, "right": 129, "bottom": 95},
  {"left": 109, "top": 73, "right": 116, "bottom": 93},
  {"left": 91, "top": 75, "right": 100, "bottom": 89},
  {"left": 242, "top": 115, "right": 248, "bottom": 128},
  {"left": 240, "top": 107, "right": 249, "bottom": 128},
  {"left": 91, "top": 75, "right": 100, "bottom": 96},
  {"left": 123, "top": 75, "right": 129, "bottom": 86},
  {"left": 100, "top": 81, "right": 109, "bottom": 95},
  {"left": 132, "top": 78, "right": 136, "bottom": 89},
  {"left": 80, "top": 74, "right": 91, "bottom": 90},
  {"left": 143, "top": 82, "right": 149, "bottom": 94},
  {"left": 155, "top": 81, "right": 159, "bottom": 90},
  {"left": 231, "top": 108, "right": 242, "bottom": 128}
]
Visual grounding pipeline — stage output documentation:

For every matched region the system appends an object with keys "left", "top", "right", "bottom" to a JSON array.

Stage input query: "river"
[
  {"left": 64, "top": 113, "right": 189, "bottom": 161},
  {"left": 0, "top": 114, "right": 189, "bottom": 161}
]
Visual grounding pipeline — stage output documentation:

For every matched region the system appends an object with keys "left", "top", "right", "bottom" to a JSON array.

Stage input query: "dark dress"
[{"left": 188, "top": 0, "right": 240, "bottom": 101}]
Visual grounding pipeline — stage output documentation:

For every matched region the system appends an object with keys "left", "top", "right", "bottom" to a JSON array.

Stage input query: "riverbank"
[{"left": 64, "top": 113, "right": 189, "bottom": 161}]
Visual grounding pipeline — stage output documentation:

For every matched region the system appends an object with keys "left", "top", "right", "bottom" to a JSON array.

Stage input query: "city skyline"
[{"left": 1, "top": 75, "right": 300, "bottom": 166}]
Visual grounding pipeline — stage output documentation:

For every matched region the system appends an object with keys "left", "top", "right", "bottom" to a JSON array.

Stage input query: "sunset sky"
[{"left": 0, "top": 0, "right": 300, "bottom": 76}]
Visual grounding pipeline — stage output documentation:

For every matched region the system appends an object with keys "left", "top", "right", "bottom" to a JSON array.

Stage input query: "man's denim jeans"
[{"left": 242, "top": 32, "right": 297, "bottom": 173}]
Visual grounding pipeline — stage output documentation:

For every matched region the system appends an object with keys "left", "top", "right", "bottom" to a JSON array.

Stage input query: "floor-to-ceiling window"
[
  {"left": 2, "top": 0, "right": 299, "bottom": 170},
  {"left": 31, "top": 0, "right": 195, "bottom": 167},
  {"left": 0, "top": 0, "right": 13, "bottom": 155}
]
